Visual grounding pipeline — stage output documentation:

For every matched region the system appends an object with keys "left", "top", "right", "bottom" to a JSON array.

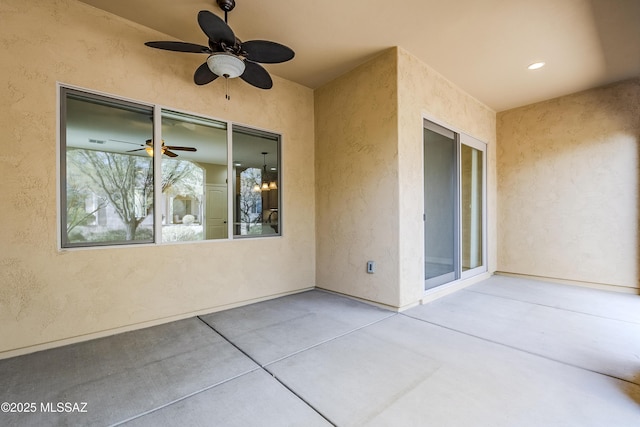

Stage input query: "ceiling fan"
[
  {"left": 127, "top": 139, "right": 197, "bottom": 158},
  {"left": 144, "top": 0, "right": 295, "bottom": 96}
]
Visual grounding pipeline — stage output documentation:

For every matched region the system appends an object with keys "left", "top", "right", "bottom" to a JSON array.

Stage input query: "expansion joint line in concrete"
[
  {"left": 400, "top": 313, "right": 640, "bottom": 387},
  {"left": 196, "top": 315, "right": 341, "bottom": 427}
]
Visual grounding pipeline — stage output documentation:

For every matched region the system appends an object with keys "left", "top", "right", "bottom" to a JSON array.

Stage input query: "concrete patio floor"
[{"left": 1, "top": 275, "right": 639, "bottom": 426}]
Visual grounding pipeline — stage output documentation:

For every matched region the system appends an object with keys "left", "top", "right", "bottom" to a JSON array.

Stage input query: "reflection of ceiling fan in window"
[{"left": 127, "top": 139, "right": 197, "bottom": 158}]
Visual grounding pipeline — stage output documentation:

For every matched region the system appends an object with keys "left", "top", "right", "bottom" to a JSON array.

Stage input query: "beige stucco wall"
[
  {"left": 497, "top": 78, "right": 640, "bottom": 292},
  {"left": 0, "top": 0, "right": 315, "bottom": 357},
  {"left": 315, "top": 49, "right": 401, "bottom": 307},
  {"left": 315, "top": 47, "right": 497, "bottom": 309},
  {"left": 397, "top": 48, "right": 497, "bottom": 306}
]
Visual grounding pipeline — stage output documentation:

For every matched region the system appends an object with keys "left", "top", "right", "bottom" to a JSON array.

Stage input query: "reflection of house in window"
[
  {"left": 160, "top": 160, "right": 205, "bottom": 225},
  {"left": 97, "top": 205, "right": 107, "bottom": 226},
  {"left": 171, "top": 196, "right": 201, "bottom": 223}
]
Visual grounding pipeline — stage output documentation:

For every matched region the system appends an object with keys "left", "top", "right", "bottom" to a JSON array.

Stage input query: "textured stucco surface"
[
  {"left": 397, "top": 48, "right": 497, "bottom": 306},
  {"left": 0, "top": 0, "right": 315, "bottom": 356},
  {"left": 315, "top": 48, "right": 497, "bottom": 308},
  {"left": 497, "top": 78, "right": 640, "bottom": 291},
  {"left": 314, "top": 49, "right": 401, "bottom": 307}
]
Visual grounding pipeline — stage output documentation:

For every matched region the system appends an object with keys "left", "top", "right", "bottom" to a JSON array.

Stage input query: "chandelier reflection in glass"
[{"left": 252, "top": 152, "right": 278, "bottom": 192}]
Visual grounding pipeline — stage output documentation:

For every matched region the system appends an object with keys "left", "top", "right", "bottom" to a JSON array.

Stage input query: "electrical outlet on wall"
[{"left": 366, "top": 261, "right": 376, "bottom": 274}]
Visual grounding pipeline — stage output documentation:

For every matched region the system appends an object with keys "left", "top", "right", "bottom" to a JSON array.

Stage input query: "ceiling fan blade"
[
  {"left": 242, "top": 40, "right": 295, "bottom": 64},
  {"left": 164, "top": 150, "right": 178, "bottom": 158},
  {"left": 165, "top": 146, "right": 197, "bottom": 152},
  {"left": 198, "top": 10, "right": 235, "bottom": 46},
  {"left": 194, "top": 62, "right": 218, "bottom": 85},
  {"left": 145, "top": 41, "right": 211, "bottom": 54},
  {"left": 126, "top": 148, "right": 145, "bottom": 153},
  {"left": 240, "top": 61, "right": 273, "bottom": 89}
]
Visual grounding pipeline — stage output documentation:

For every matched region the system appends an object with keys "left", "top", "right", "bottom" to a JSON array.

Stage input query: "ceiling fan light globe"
[{"left": 207, "top": 53, "right": 245, "bottom": 78}]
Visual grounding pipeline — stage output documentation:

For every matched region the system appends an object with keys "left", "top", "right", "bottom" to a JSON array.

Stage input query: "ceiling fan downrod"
[
  {"left": 216, "top": 0, "right": 235, "bottom": 99},
  {"left": 217, "top": 0, "right": 236, "bottom": 23}
]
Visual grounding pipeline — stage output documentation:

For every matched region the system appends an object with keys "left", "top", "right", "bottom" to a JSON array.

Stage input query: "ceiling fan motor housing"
[{"left": 217, "top": 0, "right": 236, "bottom": 12}]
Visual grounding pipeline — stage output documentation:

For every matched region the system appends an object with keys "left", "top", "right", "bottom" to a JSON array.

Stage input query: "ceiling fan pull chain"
[{"left": 225, "top": 77, "right": 230, "bottom": 100}]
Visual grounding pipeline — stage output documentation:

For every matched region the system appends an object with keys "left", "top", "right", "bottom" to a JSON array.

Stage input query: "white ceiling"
[{"left": 78, "top": 0, "right": 640, "bottom": 111}]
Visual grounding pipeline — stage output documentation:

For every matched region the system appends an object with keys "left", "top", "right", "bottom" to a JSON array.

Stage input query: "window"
[
  {"left": 160, "top": 110, "right": 228, "bottom": 242},
  {"left": 60, "top": 87, "right": 280, "bottom": 248},
  {"left": 61, "top": 89, "right": 154, "bottom": 247},
  {"left": 232, "top": 126, "right": 281, "bottom": 237}
]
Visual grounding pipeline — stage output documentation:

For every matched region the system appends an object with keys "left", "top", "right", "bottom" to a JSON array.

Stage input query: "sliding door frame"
[
  {"left": 422, "top": 115, "right": 488, "bottom": 291},
  {"left": 459, "top": 133, "right": 487, "bottom": 280}
]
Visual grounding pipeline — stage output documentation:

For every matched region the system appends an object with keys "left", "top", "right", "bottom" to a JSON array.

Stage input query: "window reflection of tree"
[{"left": 238, "top": 168, "right": 262, "bottom": 234}]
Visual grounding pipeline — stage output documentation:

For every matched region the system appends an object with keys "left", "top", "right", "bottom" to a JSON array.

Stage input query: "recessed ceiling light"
[
  {"left": 528, "top": 61, "right": 545, "bottom": 70},
  {"left": 234, "top": 162, "right": 242, "bottom": 166}
]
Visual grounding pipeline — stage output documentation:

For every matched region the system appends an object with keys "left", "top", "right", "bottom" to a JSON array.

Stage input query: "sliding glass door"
[
  {"left": 423, "top": 119, "right": 486, "bottom": 290},
  {"left": 424, "top": 123, "right": 458, "bottom": 289},
  {"left": 460, "top": 142, "right": 485, "bottom": 278}
]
